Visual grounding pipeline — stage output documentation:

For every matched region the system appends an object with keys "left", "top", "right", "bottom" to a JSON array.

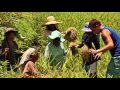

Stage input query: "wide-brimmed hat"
[
  {"left": 48, "top": 31, "right": 65, "bottom": 42},
  {"left": 5, "top": 28, "right": 18, "bottom": 34},
  {"left": 81, "top": 22, "right": 92, "bottom": 32},
  {"left": 42, "top": 16, "right": 62, "bottom": 26}
]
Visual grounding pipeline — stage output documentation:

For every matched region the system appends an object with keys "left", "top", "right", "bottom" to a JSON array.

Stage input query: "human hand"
[
  {"left": 69, "top": 45, "right": 75, "bottom": 49},
  {"left": 89, "top": 48, "right": 97, "bottom": 55},
  {"left": 61, "top": 32, "right": 66, "bottom": 37},
  {"left": 94, "top": 52, "right": 103, "bottom": 60},
  {"left": 75, "top": 45, "right": 80, "bottom": 48},
  {"left": 3, "top": 48, "right": 9, "bottom": 55}
]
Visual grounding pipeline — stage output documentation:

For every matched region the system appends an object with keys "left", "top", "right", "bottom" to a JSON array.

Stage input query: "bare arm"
[{"left": 95, "top": 29, "right": 114, "bottom": 54}]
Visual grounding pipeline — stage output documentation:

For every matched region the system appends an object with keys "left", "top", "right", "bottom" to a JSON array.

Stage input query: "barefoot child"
[{"left": 19, "top": 48, "right": 39, "bottom": 78}]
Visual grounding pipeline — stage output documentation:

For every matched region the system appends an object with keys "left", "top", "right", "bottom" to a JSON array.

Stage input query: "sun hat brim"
[
  {"left": 81, "top": 28, "right": 92, "bottom": 32},
  {"left": 42, "top": 21, "right": 62, "bottom": 26},
  {"left": 48, "top": 31, "right": 65, "bottom": 42},
  {"left": 5, "top": 29, "right": 18, "bottom": 34},
  {"left": 49, "top": 36, "right": 65, "bottom": 42}
]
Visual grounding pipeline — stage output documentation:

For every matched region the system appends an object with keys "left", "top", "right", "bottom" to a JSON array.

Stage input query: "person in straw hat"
[
  {"left": 0, "top": 28, "right": 22, "bottom": 71},
  {"left": 42, "top": 16, "right": 62, "bottom": 38},
  {"left": 44, "top": 30, "right": 66, "bottom": 68},
  {"left": 72, "top": 22, "right": 101, "bottom": 78},
  {"left": 19, "top": 48, "right": 39, "bottom": 78}
]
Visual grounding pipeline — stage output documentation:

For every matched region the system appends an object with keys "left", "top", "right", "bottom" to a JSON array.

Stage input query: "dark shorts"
[{"left": 84, "top": 54, "right": 100, "bottom": 65}]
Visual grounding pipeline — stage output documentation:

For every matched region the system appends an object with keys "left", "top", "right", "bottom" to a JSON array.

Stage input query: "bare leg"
[{"left": 89, "top": 61, "right": 97, "bottom": 78}]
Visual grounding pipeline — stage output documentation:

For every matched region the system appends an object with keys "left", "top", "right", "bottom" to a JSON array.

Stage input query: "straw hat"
[
  {"left": 5, "top": 28, "right": 18, "bottom": 34},
  {"left": 43, "top": 16, "right": 62, "bottom": 26}
]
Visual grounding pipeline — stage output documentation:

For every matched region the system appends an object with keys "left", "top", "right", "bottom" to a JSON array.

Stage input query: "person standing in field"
[
  {"left": 72, "top": 22, "right": 100, "bottom": 78},
  {"left": 42, "top": 16, "right": 62, "bottom": 38},
  {"left": 89, "top": 19, "right": 120, "bottom": 78},
  {"left": 0, "top": 28, "right": 22, "bottom": 71},
  {"left": 43, "top": 16, "right": 66, "bottom": 68},
  {"left": 44, "top": 31, "right": 66, "bottom": 68}
]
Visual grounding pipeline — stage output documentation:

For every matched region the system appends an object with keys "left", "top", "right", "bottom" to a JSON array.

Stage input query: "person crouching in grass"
[
  {"left": 19, "top": 48, "right": 39, "bottom": 78},
  {"left": 73, "top": 22, "right": 100, "bottom": 78},
  {"left": 44, "top": 31, "right": 66, "bottom": 69}
]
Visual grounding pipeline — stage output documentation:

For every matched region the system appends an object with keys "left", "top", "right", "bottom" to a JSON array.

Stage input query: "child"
[
  {"left": 19, "top": 48, "right": 39, "bottom": 78},
  {"left": 63, "top": 27, "right": 78, "bottom": 56},
  {"left": 75, "top": 22, "right": 100, "bottom": 78},
  {"left": 44, "top": 31, "right": 66, "bottom": 68}
]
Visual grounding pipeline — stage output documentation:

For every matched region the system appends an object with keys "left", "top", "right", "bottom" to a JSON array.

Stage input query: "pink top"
[{"left": 22, "top": 61, "right": 38, "bottom": 78}]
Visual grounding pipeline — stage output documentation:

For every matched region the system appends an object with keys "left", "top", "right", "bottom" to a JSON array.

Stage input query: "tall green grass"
[{"left": 0, "top": 12, "right": 120, "bottom": 78}]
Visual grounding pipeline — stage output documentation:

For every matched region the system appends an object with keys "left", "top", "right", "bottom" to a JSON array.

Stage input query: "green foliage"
[{"left": 0, "top": 12, "right": 120, "bottom": 78}]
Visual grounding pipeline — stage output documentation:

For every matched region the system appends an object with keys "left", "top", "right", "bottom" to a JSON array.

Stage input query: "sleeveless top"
[{"left": 102, "top": 27, "right": 120, "bottom": 57}]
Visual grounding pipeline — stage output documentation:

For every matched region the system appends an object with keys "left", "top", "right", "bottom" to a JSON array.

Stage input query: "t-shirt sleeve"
[{"left": 79, "top": 33, "right": 88, "bottom": 48}]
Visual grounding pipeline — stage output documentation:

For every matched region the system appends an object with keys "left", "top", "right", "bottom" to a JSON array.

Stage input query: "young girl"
[
  {"left": 44, "top": 31, "right": 66, "bottom": 68},
  {"left": 19, "top": 48, "right": 39, "bottom": 78}
]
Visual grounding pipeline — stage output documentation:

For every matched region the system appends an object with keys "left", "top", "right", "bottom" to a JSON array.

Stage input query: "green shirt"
[{"left": 44, "top": 42, "right": 66, "bottom": 67}]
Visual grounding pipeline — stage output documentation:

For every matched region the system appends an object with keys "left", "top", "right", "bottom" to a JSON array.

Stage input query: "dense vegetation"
[{"left": 0, "top": 12, "right": 120, "bottom": 78}]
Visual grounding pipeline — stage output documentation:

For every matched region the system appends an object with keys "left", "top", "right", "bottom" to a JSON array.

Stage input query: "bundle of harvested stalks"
[
  {"left": 64, "top": 27, "right": 77, "bottom": 42},
  {"left": 80, "top": 44, "right": 92, "bottom": 63},
  {"left": 63, "top": 27, "right": 78, "bottom": 56},
  {"left": 69, "top": 42, "right": 78, "bottom": 55}
]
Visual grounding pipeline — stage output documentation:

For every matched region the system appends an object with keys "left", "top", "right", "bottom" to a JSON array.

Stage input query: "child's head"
[
  {"left": 30, "top": 49, "right": 39, "bottom": 62},
  {"left": 20, "top": 48, "right": 39, "bottom": 65},
  {"left": 64, "top": 27, "right": 77, "bottom": 42},
  {"left": 49, "top": 31, "right": 65, "bottom": 47},
  {"left": 53, "top": 37, "right": 60, "bottom": 47}
]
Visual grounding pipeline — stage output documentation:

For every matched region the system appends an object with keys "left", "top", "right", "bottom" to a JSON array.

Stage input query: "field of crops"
[{"left": 0, "top": 12, "right": 120, "bottom": 78}]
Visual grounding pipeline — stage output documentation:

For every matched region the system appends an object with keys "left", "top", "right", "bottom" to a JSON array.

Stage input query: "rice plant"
[{"left": 0, "top": 12, "right": 120, "bottom": 78}]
